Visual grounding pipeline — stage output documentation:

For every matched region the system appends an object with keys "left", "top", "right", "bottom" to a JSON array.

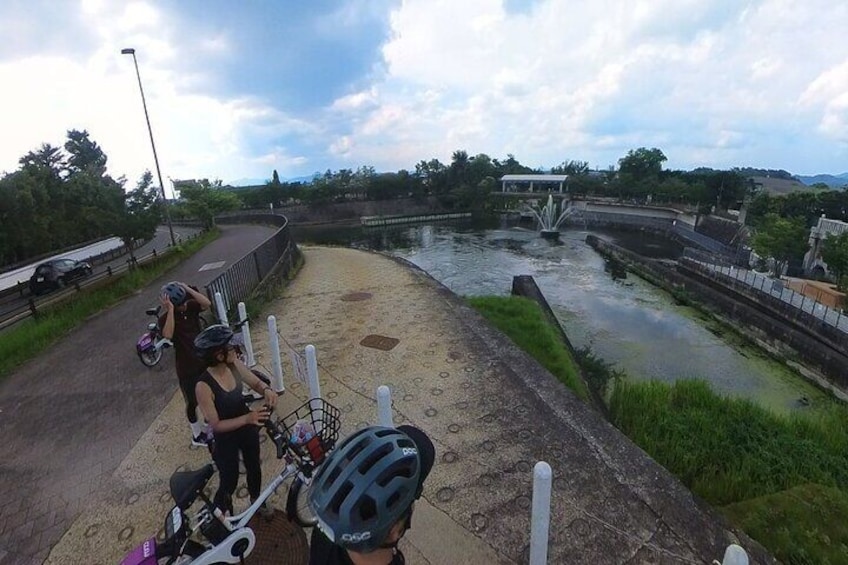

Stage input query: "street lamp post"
[{"left": 121, "top": 47, "right": 177, "bottom": 247}]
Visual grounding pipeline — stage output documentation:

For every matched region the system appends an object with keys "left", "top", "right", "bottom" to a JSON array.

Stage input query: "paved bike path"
[
  {"left": 46, "top": 245, "right": 772, "bottom": 564},
  {"left": 0, "top": 224, "right": 275, "bottom": 565}
]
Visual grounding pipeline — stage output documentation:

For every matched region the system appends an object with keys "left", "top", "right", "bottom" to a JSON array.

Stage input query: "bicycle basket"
[{"left": 279, "top": 398, "right": 341, "bottom": 469}]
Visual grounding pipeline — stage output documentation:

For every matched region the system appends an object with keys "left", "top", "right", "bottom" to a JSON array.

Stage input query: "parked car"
[{"left": 29, "top": 258, "right": 93, "bottom": 295}]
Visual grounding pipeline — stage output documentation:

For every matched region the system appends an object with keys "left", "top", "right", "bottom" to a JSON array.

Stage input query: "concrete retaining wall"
[{"left": 586, "top": 235, "right": 848, "bottom": 399}]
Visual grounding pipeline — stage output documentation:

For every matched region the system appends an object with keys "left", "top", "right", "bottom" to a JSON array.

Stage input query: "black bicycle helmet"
[
  {"left": 309, "top": 426, "right": 421, "bottom": 553},
  {"left": 193, "top": 324, "right": 234, "bottom": 364},
  {"left": 161, "top": 281, "right": 188, "bottom": 306}
]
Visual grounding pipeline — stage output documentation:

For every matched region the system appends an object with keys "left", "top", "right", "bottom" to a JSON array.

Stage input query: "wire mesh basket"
[{"left": 278, "top": 398, "right": 341, "bottom": 469}]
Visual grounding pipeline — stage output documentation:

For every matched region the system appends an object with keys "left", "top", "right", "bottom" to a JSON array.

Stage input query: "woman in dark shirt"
[
  {"left": 308, "top": 425, "right": 435, "bottom": 565},
  {"left": 193, "top": 324, "right": 278, "bottom": 515}
]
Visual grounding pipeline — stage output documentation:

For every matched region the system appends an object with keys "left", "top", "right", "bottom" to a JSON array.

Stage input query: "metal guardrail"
[
  {"left": 205, "top": 213, "right": 301, "bottom": 321},
  {"left": 0, "top": 239, "right": 148, "bottom": 302},
  {"left": 680, "top": 250, "right": 848, "bottom": 348},
  {"left": 0, "top": 238, "right": 197, "bottom": 332}
]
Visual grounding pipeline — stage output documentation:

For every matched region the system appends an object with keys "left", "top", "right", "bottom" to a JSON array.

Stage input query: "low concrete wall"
[
  {"left": 510, "top": 274, "right": 607, "bottom": 414},
  {"left": 587, "top": 235, "right": 848, "bottom": 399}
]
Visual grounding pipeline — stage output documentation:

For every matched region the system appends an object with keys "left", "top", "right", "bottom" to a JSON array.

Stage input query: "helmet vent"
[
  {"left": 358, "top": 495, "right": 377, "bottom": 521},
  {"left": 385, "top": 490, "right": 401, "bottom": 509},
  {"left": 330, "top": 480, "right": 354, "bottom": 512},
  {"left": 376, "top": 462, "right": 416, "bottom": 487},
  {"left": 326, "top": 465, "right": 342, "bottom": 486},
  {"left": 358, "top": 443, "right": 393, "bottom": 475},
  {"left": 345, "top": 437, "right": 370, "bottom": 462}
]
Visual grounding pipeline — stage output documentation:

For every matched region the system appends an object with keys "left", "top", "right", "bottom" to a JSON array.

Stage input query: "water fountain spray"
[{"left": 527, "top": 194, "right": 575, "bottom": 239}]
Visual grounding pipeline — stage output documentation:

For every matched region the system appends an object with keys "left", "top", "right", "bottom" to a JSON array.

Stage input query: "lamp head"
[{"left": 121, "top": 48, "right": 135, "bottom": 55}]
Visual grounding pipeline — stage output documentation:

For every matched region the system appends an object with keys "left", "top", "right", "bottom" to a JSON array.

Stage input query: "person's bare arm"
[
  {"left": 159, "top": 293, "right": 175, "bottom": 340},
  {"left": 229, "top": 357, "right": 279, "bottom": 407},
  {"left": 182, "top": 283, "right": 212, "bottom": 311}
]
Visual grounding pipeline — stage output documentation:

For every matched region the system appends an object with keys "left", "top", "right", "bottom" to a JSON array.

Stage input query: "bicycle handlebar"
[{"left": 263, "top": 417, "right": 286, "bottom": 460}]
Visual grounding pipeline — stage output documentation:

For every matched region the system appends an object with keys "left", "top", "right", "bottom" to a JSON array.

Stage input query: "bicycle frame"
[
  {"left": 226, "top": 458, "right": 306, "bottom": 528},
  {"left": 187, "top": 462, "right": 304, "bottom": 565},
  {"left": 121, "top": 398, "right": 339, "bottom": 565}
]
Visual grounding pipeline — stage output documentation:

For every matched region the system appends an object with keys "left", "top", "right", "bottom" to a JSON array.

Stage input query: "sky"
[{"left": 1, "top": 0, "right": 847, "bottom": 195}]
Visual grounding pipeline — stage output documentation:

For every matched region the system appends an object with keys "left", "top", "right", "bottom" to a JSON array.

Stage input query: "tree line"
[
  {"left": 0, "top": 130, "right": 163, "bottom": 267},
  {"left": 236, "top": 147, "right": 761, "bottom": 216},
  {"left": 6, "top": 132, "right": 848, "bottom": 288}
]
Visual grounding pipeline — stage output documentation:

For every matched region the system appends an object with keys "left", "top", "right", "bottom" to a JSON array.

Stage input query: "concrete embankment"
[
  {"left": 510, "top": 274, "right": 608, "bottom": 415},
  {"left": 586, "top": 235, "right": 848, "bottom": 401}
]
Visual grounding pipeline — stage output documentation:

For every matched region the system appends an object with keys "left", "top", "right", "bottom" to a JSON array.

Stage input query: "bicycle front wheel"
[
  {"left": 286, "top": 476, "right": 317, "bottom": 527},
  {"left": 138, "top": 347, "right": 162, "bottom": 367}
]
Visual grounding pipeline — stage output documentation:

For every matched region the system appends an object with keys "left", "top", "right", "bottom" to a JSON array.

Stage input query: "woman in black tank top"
[{"left": 193, "top": 325, "right": 279, "bottom": 515}]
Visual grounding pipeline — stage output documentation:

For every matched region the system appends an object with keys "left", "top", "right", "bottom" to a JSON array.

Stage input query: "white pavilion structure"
[{"left": 500, "top": 174, "right": 568, "bottom": 194}]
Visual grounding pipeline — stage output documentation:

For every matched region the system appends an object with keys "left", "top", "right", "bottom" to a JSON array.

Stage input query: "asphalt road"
[
  {"left": 0, "top": 225, "right": 203, "bottom": 322},
  {"left": 0, "top": 223, "right": 276, "bottom": 565}
]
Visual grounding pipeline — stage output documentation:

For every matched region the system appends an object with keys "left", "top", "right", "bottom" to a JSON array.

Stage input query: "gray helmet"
[
  {"left": 161, "top": 281, "right": 187, "bottom": 306},
  {"left": 308, "top": 426, "right": 421, "bottom": 553},
  {"left": 193, "top": 324, "right": 233, "bottom": 364}
]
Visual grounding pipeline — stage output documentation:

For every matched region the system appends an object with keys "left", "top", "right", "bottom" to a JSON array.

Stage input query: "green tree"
[
  {"left": 618, "top": 147, "right": 667, "bottom": 180},
  {"left": 449, "top": 150, "right": 471, "bottom": 187},
  {"left": 415, "top": 159, "right": 448, "bottom": 194},
  {"left": 821, "top": 232, "right": 848, "bottom": 291},
  {"left": 551, "top": 160, "right": 589, "bottom": 176},
  {"left": 64, "top": 129, "right": 108, "bottom": 177},
  {"left": 751, "top": 214, "right": 809, "bottom": 276},
  {"left": 114, "top": 171, "right": 162, "bottom": 260},
  {"left": 176, "top": 179, "right": 241, "bottom": 229}
]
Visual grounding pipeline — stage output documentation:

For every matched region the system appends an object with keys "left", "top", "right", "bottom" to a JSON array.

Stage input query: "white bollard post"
[
  {"left": 305, "top": 345, "right": 321, "bottom": 400},
  {"left": 237, "top": 302, "right": 255, "bottom": 366},
  {"left": 214, "top": 291, "right": 228, "bottom": 326},
  {"left": 377, "top": 386, "right": 393, "bottom": 427},
  {"left": 721, "top": 544, "right": 749, "bottom": 565},
  {"left": 529, "top": 461, "right": 552, "bottom": 565},
  {"left": 266, "top": 315, "right": 285, "bottom": 393}
]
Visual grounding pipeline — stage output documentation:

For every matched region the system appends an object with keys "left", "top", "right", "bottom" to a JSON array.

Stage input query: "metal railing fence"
[
  {"left": 205, "top": 213, "right": 301, "bottom": 321},
  {"left": 681, "top": 249, "right": 848, "bottom": 341}
]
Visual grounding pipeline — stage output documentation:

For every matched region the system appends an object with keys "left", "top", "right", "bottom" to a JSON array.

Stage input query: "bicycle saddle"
[{"left": 169, "top": 464, "right": 215, "bottom": 510}]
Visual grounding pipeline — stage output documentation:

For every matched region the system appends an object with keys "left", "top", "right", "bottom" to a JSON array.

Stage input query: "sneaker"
[{"left": 191, "top": 434, "right": 209, "bottom": 448}]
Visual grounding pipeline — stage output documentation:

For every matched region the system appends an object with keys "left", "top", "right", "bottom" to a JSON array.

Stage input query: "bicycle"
[
  {"left": 136, "top": 307, "right": 173, "bottom": 367},
  {"left": 121, "top": 397, "right": 341, "bottom": 565}
]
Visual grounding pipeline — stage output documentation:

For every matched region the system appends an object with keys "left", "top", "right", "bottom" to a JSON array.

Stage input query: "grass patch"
[
  {"left": 608, "top": 379, "right": 848, "bottom": 562},
  {"left": 721, "top": 483, "right": 848, "bottom": 565},
  {"left": 0, "top": 230, "right": 219, "bottom": 380},
  {"left": 468, "top": 295, "right": 588, "bottom": 401}
]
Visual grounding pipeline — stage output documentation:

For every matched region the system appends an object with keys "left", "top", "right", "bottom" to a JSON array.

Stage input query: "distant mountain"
[
  {"left": 228, "top": 177, "right": 269, "bottom": 187},
  {"left": 796, "top": 172, "right": 848, "bottom": 188},
  {"left": 227, "top": 175, "right": 314, "bottom": 187}
]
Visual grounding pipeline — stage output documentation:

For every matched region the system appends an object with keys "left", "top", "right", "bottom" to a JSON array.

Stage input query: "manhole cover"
[
  {"left": 360, "top": 334, "right": 400, "bottom": 351},
  {"left": 340, "top": 292, "right": 373, "bottom": 302},
  {"left": 245, "top": 511, "right": 308, "bottom": 564}
]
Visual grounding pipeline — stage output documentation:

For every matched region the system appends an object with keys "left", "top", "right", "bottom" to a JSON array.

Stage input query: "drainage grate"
[
  {"left": 340, "top": 292, "right": 373, "bottom": 302},
  {"left": 244, "top": 511, "right": 308, "bottom": 564},
  {"left": 360, "top": 334, "right": 400, "bottom": 351}
]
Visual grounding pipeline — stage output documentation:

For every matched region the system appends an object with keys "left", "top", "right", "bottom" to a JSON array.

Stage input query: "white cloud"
[
  {"left": 4, "top": 0, "right": 848, "bottom": 185},
  {"left": 0, "top": 0, "right": 310, "bottom": 190},
  {"left": 331, "top": 0, "right": 848, "bottom": 173}
]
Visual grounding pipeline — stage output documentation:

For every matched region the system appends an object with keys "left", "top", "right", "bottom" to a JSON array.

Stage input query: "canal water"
[{"left": 292, "top": 219, "right": 829, "bottom": 414}]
